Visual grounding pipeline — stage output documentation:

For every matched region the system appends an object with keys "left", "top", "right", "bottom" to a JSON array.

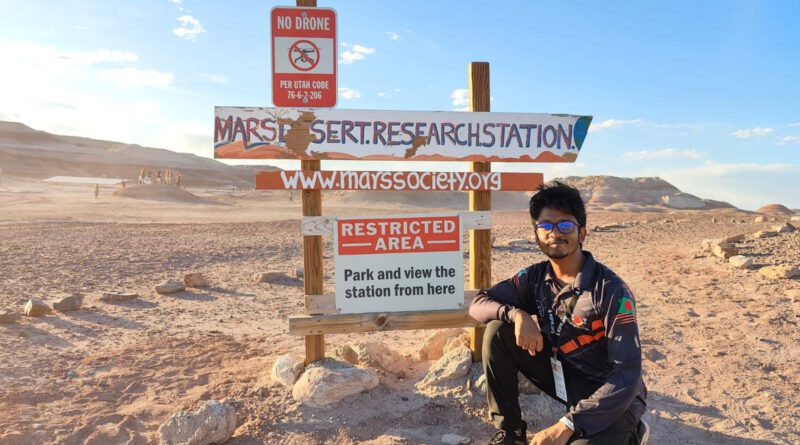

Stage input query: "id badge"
[{"left": 550, "top": 357, "right": 568, "bottom": 402}]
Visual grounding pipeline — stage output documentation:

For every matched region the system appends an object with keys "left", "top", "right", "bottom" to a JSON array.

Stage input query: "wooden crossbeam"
[
  {"left": 289, "top": 309, "right": 483, "bottom": 336},
  {"left": 301, "top": 211, "right": 491, "bottom": 236}
]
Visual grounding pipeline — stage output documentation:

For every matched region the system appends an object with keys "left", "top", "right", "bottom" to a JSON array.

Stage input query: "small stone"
[
  {"left": 100, "top": 292, "right": 138, "bottom": 302},
  {"left": 711, "top": 217, "right": 718, "bottom": 223},
  {"left": 271, "top": 354, "right": 304, "bottom": 388},
  {"left": 0, "top": 308, "right": 20, "bottom": 324},
  {"left": 500, "top": 238, "right": 532, "bottom": 248},
  {"left": 252, "top": 271, "right": 290, "bottom": 283},
  {"left": 155, "top": 279, "right": 185, "bottom": 294},
  {"left": 292, "top": 364, "right": 379, "bottom": 408},
  {"left": 751, "top": 230, "right": 777, "bottom": 239},
  {"left": 754, "top": 216, "right": 766, "bottom": 223},
  {"left": 442, "top": 433, "right": 471, "bottom": 444},
  {"left": 294, "top": 267, "right": 304, "bottom": 279},
  {"left": 712, "top": 244, "right": 738, "bottom": 259},
  {"left": 728, "top": 255, "right": 753, "bottom": 269},
  {"left": 701, "top": 239, "right": 731, "bottom": 252},
  {"left": 23, "top": 299, "right": 50, "bottom": 317},
  {"left": 417, "top": 346, "right": 472, "bottom": 388},
  {"left": 773, "top": 223, "right": 795, "bottom": 233},
  {"left": 759, "top": 265, "right": 800, "bottom": 280},
  {"left": 53, "top": 294, "right": 83, "bottom": 312},
  {"left": 331, "top": 344, "right": 359, "bottom": 365},
  {"left": 158, "top": 400, "right": 236, "bottom": 445},
  {"left": 183, "top": 273, "right": 209, "bottom": 288}
]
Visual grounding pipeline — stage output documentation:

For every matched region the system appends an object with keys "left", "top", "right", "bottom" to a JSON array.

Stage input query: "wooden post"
[
  {"left": 468, "top": 62, "right": 491, "bottom": 362},
  {"left": 302, "top": 159, "right": 325, "bottom": 365},
  {"left": 298, "top": 0, "right": 322, "bottom": 365}
]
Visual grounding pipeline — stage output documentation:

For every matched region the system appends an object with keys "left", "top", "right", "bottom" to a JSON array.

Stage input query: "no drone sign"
[{"left": 271, "top": 7, "right": 337, "bottom": 108}]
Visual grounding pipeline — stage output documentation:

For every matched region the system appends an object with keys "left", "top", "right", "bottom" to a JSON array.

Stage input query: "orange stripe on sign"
[
  {"left": 560, "top": 340, "right": 578, "bottom": 354},
  {"left": 591, "top": 320, "right": 604, "bottom": 331}
]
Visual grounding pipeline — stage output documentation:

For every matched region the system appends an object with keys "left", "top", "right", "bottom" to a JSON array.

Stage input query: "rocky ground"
[{"left": 1, "top": 183, "right": 799, "bottom": 445}]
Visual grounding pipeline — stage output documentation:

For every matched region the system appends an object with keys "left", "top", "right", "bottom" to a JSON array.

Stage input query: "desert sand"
[{"left": 1, "top": 174, "right": 798, "bottom": 445}]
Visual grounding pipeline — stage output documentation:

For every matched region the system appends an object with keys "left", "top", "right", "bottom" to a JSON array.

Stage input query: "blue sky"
[{"left": 0, "top": 0, "right": 798, "bottom": 210}]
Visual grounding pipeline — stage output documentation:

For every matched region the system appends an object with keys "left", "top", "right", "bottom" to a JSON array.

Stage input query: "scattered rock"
[
  {"left": 711, "top": 217, "right": 718, "bottom": 223},
  {"left": 292, "top": 362, "right": 379, "bottom": 408},
  {"left": 417, "top": 346, "right": 472, "bottom": 388},
  {"left": 754, "top": 216, "right": 767, "bottom": 223},
  {"left": 352, "top": 342, "right": 406, "bottom": 375},
  {"left": 53, "top": 294, "right": 83, "bottom": 312},
  {"left": 442, "top": 433, "right": 471, "bottom": 444},
  {"left": 712, "top": 244, "right": 738, "bottom": 259},
  {"left": 773, "top": 223, "right": 795, "bottom": 233},
  {"left": 155, "top": 279, "right": 186, "bottom": 294},
  {"left": 500, "top": 238, "right": 532, "bottom": 248},
  {"left": 158, "top": 400, "right": 236, "bottom": 445},
  {"left": 443, "top": 333, "right": 469, "bottom": 355},
  {"left": 183, "top": 273, "right": 209, "bottom": 288},
  {"left": 0, "top": 308, "right": 20, "bottom": 324},
  {"left": 729, "top": 255, "right": 753, "bottom": 269},
  {"left": 23, "top": 299, "right": 50, "bottom": 317},
  {"left": 419, "top": 328, "right": 466, "bottom": 361},
  {"left": 294, "top": 266, "right": 304, "bottom": 279},
  {"left": 759, "top": 265, "right": 800, "bottom": 280},
  {"left": 330, "top": 344, "right": 359, "bottom": 365},
  {"left": 252, "top": 271, "right": 290, "bottom": 283},
  {"left": 100, "top": 291, "right": 139, "bottom": 302},
  {"left": 701, "top": 239, "right": 733, "bottom": 253},
  {"left": 751, "top": 230, "right": 777, "bottom": 239},
  {"left": 722, "top": 234, "right": 745, "bottom": 243},
  {"left": 271, "top": 354, "right": 304, "bottom": 388}
]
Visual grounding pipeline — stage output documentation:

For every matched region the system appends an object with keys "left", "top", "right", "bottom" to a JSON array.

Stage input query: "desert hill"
[
  {"left": 556, "top": 176, "right": 736, "bottom": 211},
  {"left": 756, "top": 203, "right": 795, "bottom": 215},
  {"left": 0, "top": 121, "right": 272, "bottom": 188}
]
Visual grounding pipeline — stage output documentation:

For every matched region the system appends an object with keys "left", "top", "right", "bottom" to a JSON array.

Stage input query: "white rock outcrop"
[
  {"left": 419, "top": 328, "right": 466, "bottom": 361},
  {"left": 417, "top": 345, "right": 472, "bottom": 388},
  {"left": 292, "top": 363, "right": 379, "bottom": 408},
  {"left": 23, "top": 299, "right": 50, "bottom": 317},
  {"left": 158, "top": 400, "right": 236, "bottom": 445},
  {"left": 729, "top": 256, "right": 753, "bottom": 269},
  {"left": 271, "top": 354, "right": 304, "bottom": 388}
]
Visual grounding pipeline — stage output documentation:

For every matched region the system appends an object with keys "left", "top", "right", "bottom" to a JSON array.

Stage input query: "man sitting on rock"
[{"left": 469, "top": 182, "right": 648, "bottom": 445}]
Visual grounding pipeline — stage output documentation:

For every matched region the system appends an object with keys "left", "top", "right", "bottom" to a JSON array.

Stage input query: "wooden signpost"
[{"left": 220, "top": 0, "right": 591, "bottom": 365}]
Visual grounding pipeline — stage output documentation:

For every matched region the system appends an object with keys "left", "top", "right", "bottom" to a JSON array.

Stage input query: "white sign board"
[{"left": 334, "top": 214, "right": 465, "bottom": 314}]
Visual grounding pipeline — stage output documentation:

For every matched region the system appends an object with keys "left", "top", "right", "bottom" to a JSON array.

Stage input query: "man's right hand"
[{"left": 514, "top": 310, "right": 544, "bottom": 356}]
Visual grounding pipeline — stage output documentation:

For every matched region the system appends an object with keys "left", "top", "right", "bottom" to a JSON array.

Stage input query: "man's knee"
[{"left": 483, "top": 320, "right": 515, "bottom": 358}]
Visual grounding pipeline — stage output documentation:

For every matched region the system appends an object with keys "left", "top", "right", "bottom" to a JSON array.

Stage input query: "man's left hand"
[{"left": 530, "top": 422, "right": 573, "bottom": 445}]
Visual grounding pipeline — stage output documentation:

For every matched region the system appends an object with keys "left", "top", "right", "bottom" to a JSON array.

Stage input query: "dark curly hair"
[{"left": 529, "top": 181, "right": 587, "bottom": 227}]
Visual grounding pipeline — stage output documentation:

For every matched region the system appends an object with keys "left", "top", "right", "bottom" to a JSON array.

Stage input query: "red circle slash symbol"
[{"left": 289, "top": 40, "right": 320, "bottom": 72}]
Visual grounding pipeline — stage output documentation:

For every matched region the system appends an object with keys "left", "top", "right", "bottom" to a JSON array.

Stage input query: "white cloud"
[
  {"left": 786, "top": 122, "right": 800, "bottom": 128},
  {"left": 378, "top": 88, "right": 401, "bottom": 98},
  {"left": 386, "top": 31, "right": 400, "bottom": 41},
  {"left": 169, "top": 0, "right": 182, "bottom": 3},
  {"left": 338, "top": 87, "right": 361, "bottom": 100},
  {"left": 149, "top": 121, "right": 209, "bottom": 155},
  {"left": 591, "top": 118, "right": 643, "bottom": 131},
  {"left": 778, "top": 136, "right": 800, "bottom": 144},
  {"left": 98, "top": 67, "right": 174, "bottom": 88},
  {"left": 198, "top": 73, "right": 228, "bottom": 85},
  {"left": 339, "top": 43, "right": 375, "bottom": 64},
  {"left": 732, "top": 127, "right": 773, "bottom": 139},
  {"left": 451, "top": 88, "right": 469, "bottom": 111},
  {"left": 623, "top": 149, "right": 704, "bottom": 160},
  {"left": 172, "top": 15, "right": 206, "bottom": 41}
]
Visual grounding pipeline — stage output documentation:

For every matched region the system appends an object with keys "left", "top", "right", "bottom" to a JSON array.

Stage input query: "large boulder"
[
  {"left": 417, "top": 346, "right": 472, "bottom": 388},
  {"left": 352, "top": 342, "right": 406, "bottom": 375},
  {"left": 155, "top": 280, "right": 186, "bottom": 295},
  {"left": 53, "top": 294, "right": 83, "bottom": 312},
  {"left": 158, "top": 400, "right": 236, "bottom": 445},
  {"left": 271, "top": 354, "right": 304, "bottom": 388},
  {"left": 23, "top": 299, "right": 50, "bottom": 317},
  {"left": 292, "top": 362, "right": 379, "bottom": 408},
  {"left": 419, "top": 328, "right": 467, "bottom": 361}
]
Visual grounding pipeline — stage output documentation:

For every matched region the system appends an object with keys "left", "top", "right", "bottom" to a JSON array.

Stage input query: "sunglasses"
[{"left": 535, "top": 220, "right": 579, "bottom": 234}]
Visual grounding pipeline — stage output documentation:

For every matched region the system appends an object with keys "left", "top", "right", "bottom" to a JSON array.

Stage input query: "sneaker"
[
  {"left": 636, "top": 419, "right": 650, "bottom": 445},
  {"left": 488, "top": 423, "right": 527, "bottom": 445}
]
